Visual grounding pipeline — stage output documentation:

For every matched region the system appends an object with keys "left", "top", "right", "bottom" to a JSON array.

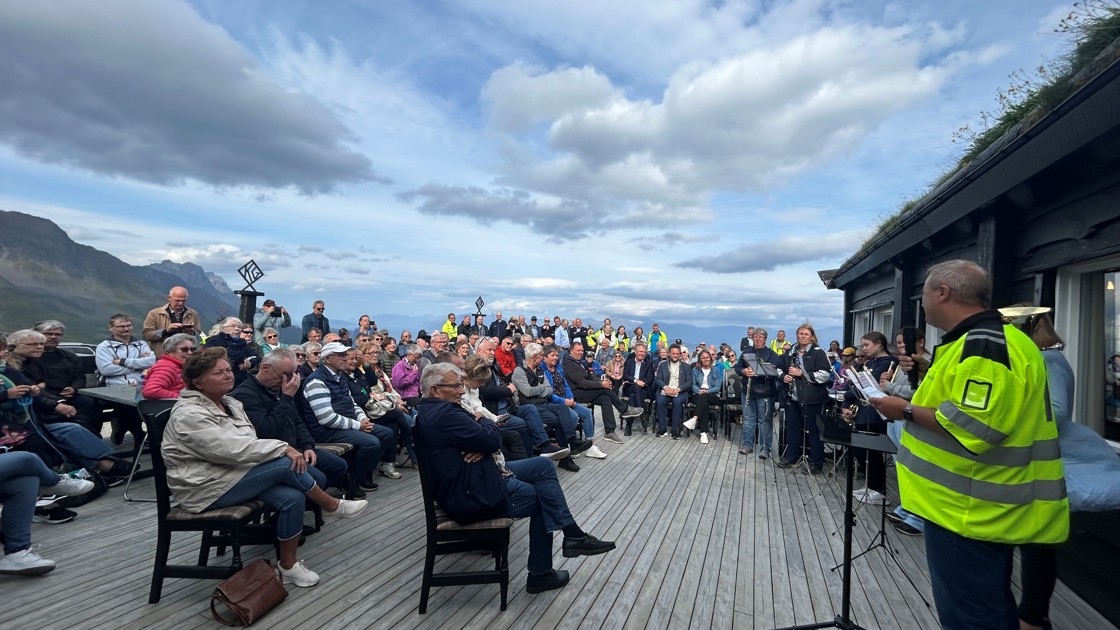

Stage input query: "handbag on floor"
[{"left": 210, "top": 559, "right": 288, "bottom": 626}]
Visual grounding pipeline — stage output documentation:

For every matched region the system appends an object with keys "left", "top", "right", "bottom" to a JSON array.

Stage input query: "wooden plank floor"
[{"left": 3, "top": 419, "right": 1115, "bottom": 630}]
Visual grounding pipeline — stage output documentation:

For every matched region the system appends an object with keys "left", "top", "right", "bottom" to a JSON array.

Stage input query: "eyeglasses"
[
  {"left": 294, "top": 353, "right": 306, "bottom": 358},
  {"left": 177, "top": 346, "right": 197, "bottom": 353},
  {"left": 41, "top": 331, "right": 63, "bottom": 337},
  {"left": 434, "top": 382, "right": 466, "bottom": 391}
]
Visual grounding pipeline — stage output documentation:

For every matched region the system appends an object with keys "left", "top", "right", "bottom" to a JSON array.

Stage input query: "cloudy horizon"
[{"left": 0, "top": 0, "right": 1076, "bottom": 346}]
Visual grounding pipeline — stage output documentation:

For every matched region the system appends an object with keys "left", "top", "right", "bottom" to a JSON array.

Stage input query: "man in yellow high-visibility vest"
[{"left": 872, "top": 260, "right": 1067, "bottom": 630}]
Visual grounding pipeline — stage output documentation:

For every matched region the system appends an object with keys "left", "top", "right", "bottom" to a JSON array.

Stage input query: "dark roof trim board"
[{"left": 831, "top": 55, "right": 1120, "bottom": 290}]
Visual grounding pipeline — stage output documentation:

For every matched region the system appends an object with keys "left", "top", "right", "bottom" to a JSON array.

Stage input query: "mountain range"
[{"left": 0, "top": 211, "right": 240, "bottom": 342}]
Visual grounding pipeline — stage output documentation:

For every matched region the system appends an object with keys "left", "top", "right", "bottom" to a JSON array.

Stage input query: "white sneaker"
[
  {"left": 379, "top": 462, "right": 401, "bottom": 479},
  {"left": 700, "top": 432, "right": 709, "bottom": 444},
  {"left": 48, "top": 475, "right": 95, "bottom": 497},
  {"left": 585, "top": 445, "right": 607, "bottom": 459},
  {"left": 0, "top": 548, "right": 56, "bottom": 576},
  {"left": 683, "top": 416, "right": 698, "bottom": 431},
  {"left": 327, "top": 499, "right": 368, "bottom": 519},
  {"left": 280, "top": 560, "right": 320, "bottom": 587}
]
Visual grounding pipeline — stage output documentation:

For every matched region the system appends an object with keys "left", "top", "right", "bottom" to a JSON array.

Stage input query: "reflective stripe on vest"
[
  {"left": 897, "top": 443, "right": 1066, "bottom": 504},
  {"left": 937, "top": 400, "right": 1009, "bottom": 450}
]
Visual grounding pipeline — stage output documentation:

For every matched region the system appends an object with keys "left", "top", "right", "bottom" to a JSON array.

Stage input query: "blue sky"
[{"left": 0, "top": 0, "right": 1075, "bottom": 344}]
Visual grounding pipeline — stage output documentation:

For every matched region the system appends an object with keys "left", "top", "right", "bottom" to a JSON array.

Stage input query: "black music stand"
[{"left": 776, "top": 430, "right": 897, "bottom": 630}]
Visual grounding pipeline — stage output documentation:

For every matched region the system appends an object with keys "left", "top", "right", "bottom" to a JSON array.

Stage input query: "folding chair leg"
[{"left": 123, "top": 432, "right": 155, "bottom": 502}]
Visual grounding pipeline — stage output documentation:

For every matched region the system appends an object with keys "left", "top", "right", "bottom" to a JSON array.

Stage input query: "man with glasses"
[
  {"left": 298, "top": 342, "right": 399, "bottom": 492},
  {"left": 253, "top": 299, "right": 291, "bottom": 345},
  {"left": 27, "top": 321, "right": 100, "bottom": 432},
  {"left": 233, "top": 348, "right": 350, "bottom": 499},
  {"left": 142, "top": 286, "right": 201, "bottom": 357},
  {"left": 416, "top": 362, "right": 615, "bottom": 594},
  {"left": 300, "top": 300, "right": 331, "bottom": 343},
  {"left": 95, "top": 314, "right": 155, "bottom": 386}
]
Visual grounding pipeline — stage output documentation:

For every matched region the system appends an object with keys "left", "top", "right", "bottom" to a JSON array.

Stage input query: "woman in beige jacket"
[{"left": 162, "top": 348, "right": 367, "bottom": 587}]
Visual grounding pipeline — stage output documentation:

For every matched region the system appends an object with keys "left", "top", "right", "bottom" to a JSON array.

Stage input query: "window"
[{"left": 1055, "top": 256, "right": 1120, "bottom": 439}]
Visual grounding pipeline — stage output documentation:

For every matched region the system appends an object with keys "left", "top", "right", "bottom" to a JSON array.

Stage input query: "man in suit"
[
  {"left": 654, "top": 344, "right": 693, "bottom": 439},
  {"left": 621, "top": 343, "right": 655, "bottom": 435}
]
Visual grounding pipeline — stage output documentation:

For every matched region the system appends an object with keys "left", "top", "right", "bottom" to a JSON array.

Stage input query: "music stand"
[{"left": 776, "top": 430, "right": 897, "bottom": 630}]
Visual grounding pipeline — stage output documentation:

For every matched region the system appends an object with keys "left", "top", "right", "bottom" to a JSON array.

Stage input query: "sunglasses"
[
  {"left": 294, "top": 352, "right": 306, "bottom": 358},
  {"left": 241, "top": 330, "right": 253, "bottom": 335},
  {"left": 265, "top": 334, "right": 277, "bottom": 339},
  {"left": 178, "top": 346, "right": 197, "bottom": 353}
]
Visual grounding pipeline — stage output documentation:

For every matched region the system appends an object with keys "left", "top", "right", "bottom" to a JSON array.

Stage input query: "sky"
[{"left": 0, "top": 0, "right": 1077, "bottom": 345}]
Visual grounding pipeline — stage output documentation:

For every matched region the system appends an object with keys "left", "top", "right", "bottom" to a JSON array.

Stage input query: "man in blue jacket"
[{"left": 416, "top": 363, "right": 615, "bottom": 593}]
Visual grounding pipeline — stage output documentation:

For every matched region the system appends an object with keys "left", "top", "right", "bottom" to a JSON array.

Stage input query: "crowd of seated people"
[{"left": 5, "top": 290, "right": 843, "bottom": 591}]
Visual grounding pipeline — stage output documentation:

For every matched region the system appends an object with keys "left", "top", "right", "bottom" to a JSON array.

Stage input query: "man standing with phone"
[
  {"left": 142, "top": 286, "right": 201, "bottom": 357},
  {"left": 253, "top": 299, "right": 291, "bottom": 345}
]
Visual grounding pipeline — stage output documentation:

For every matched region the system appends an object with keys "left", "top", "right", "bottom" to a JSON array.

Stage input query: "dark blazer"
[
  {"left": 654, "top": 360, "right": 693, "bottom": 395},
  {"left": 621, "top": 355, "right": 655, "bottom": 396},
  {"left": 231, "top": 375, "right": 315, "bottom": 452}
]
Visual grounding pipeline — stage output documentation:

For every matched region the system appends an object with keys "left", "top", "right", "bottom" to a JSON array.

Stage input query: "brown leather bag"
[{"left": 210, "top": 559, "right": 288, "bottom": 626}]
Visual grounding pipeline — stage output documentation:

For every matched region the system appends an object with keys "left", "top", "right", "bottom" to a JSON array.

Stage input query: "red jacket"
[
  {"left": 494, "top": 346, "right": 517, "bottom": 377},
  {"left": 142, "top": 354, "right": 185, "bottom": 399}
]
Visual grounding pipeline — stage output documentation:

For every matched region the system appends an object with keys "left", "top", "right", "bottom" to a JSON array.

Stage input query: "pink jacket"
[{"left": 143, "top": 354, "right": 185, "bottom": 399}]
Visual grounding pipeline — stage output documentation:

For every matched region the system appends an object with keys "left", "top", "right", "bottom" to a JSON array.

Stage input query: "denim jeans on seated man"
[
  {"left": 307, "top": 449, "right": 349, "bottom": 490},
  {"left": 924, "top": 519, "right": 1018, "bottom": 630},
  {"left": 310, "top": 425, "right": 395, "bottom": 486},
  {"left": 741, "top": 396, "right": 773, "bottom": 452},
  {"left": 512, "top": 403, "right": 553, "bottom": 449},
  {"left": 655, "top": 391, "right": 688, "bottom": 435},
  {"left": 43, "top": 422, "right": 114, "bottom": 469},
  {"left": 505, "top": 457, "right": 578, "bottom": 574}
]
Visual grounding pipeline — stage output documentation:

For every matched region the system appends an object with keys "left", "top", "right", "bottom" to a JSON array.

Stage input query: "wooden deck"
[{"left": 4, "top": 422, "right": 1115, "bottom": 630}]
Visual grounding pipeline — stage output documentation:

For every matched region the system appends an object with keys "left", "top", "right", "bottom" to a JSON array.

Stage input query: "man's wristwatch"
[{"left": 903, "top": 404, "right": 914, "bottom": 422}]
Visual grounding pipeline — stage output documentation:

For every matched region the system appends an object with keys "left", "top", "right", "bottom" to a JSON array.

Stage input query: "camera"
[{"left": 271, "top": 308, "right": 283, "bottom": 317}]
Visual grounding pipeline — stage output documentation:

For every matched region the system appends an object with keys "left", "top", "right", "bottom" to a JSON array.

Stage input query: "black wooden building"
[{"left": 822, "top": 45, "right": 1120, "bottom": 626}]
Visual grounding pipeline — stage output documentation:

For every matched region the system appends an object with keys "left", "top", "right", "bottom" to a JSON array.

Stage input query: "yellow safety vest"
[{"left": 899, "top": 312, "right": 1068, "bottom": 544}]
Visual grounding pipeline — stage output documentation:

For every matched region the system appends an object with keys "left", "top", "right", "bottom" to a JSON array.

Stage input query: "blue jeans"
[
  {"left": 375, "top": 409, "right": 416, "bottom": 462},
  {"left": 504, "top": 457, "right": 577, "bottom": 574},
  {"left": 210, "top": 458, "right": 315, "bottom": 541},
  {"left": 567, "top": 403, "right": 594, "bottom": 440},
  {"left": 501, "top": 415, "right": 534, "bottom": 455},
  {"left": 741, "top": 396, "right": 773, "bottom": 451},
  {"left": 44, "top": 422, "right": 113, "bottom": 469},
  {"left": 924, "top": 519, "right": 1017, "bottom": 630},
  {"left": 0, "top": 452, "right": 61, "bottom": 553},
  {"left": 310, "top": 425, "right": 396, "bottom": 484},
  {"left": 310, "top": 449, "right": 349, "bottom": 490},
  {"left": 655, "top": 391, "right": 689, "bottom": 434},
  {"left": 513, "top": 404, "right": 551, "bottom": 447}
]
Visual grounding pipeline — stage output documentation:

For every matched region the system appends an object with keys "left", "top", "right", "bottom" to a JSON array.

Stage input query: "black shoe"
[
  {"left": 885, "top": 511, "right": 905, "bottom": 525},
  {"left": 670, "top": 433, "right": 680, "bottom": 440},
  {"left": 568, "top": 439, "right": 592, "bottom": 455},
  {"left": 557, "top": 457, "right": 580, "bottom": 472},
  {"left": 623, "top": 427, "right": 632, "bottom": 437},
  {"left": 347, "top": 488, "right": 367, "bottom": 500},
  {"left": 890, "top": 520, "right": 922, "bottom": 536},
  {"left": 358, "top": 479, "right": 380, "bottom": 492},
  {"left": 804, "top": 465, "right": 823, "bottom": 475},
  {"left": 562, "top": 534, "right": 616, "bottom": 558},
  {"left": 33, "top": 506, "right": 78, "bottom": 524},
  {"left": 526, "top": 569, "right": 570, "bottom": 594},
  {"left": 775, "top": 458, "right": 796, "bottom": 469},
  {"left": 110, "top": 421, "right": 126, "bottom": 446}
]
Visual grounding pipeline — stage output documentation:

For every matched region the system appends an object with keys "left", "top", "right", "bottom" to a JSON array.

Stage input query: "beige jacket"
[
  {"left": 143, "top": 304, "right": 202, "bottom": 357},
  {"left": 162, "top": 389, "right": 288, "bottom": 512}
]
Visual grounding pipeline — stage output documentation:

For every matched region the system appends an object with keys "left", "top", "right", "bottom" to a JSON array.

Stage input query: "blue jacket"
[
  {"left": 691, "top": 363, "right": 725, "bottom": 394},
  {"left": 415, "top": 398, "right": 506, "bottom": 520},
  {"left": 541, "top": 363, "right": 573, "bottom": 404}
]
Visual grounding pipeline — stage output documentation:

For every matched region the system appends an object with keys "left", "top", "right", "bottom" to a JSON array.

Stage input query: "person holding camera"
[
  {"left": 142, "top": 286, "right": 201, "bottom": 357},
  {"left": 253, "top": 299, "right": 291, "bottom": 345}
]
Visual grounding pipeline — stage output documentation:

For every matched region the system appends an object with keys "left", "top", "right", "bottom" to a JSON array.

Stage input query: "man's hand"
[
  {"left": 59, "top": 387, "right": 76, "bottom": 398},
  {"left": 507, "top": 383, "right": 516, "bottom": 393},
  {"left": 303, "top": 450, "right": 317, "bottom": 467},
  {"left": 636, "top": 379, "right": 646, "bottom": 387},
  {"left": 285, "top": 447, "right": 306, "bottom": 473},
  {"left": 787, "top": 366, "right": 802, "bottom": 377},
  {"left": 869, "top": 395, "right": 909, "bottom": 421},
  {"left": 897, "top": 355, "right": 915, "bottom": 373},
  {"left": 54, "top": 402, "right": 77, "bottom": 418},
  {"left": 462, "top": 451, "right": 486, "bottom": 463},
  {"left": 742, "top": 367, "right": 755, "bottom": 377},
  {"left": 359, "top": 419, "right": 374, "bottom": 432},
  {"left": 281, "top": 371, "right": 301, "bottom": 397}
]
